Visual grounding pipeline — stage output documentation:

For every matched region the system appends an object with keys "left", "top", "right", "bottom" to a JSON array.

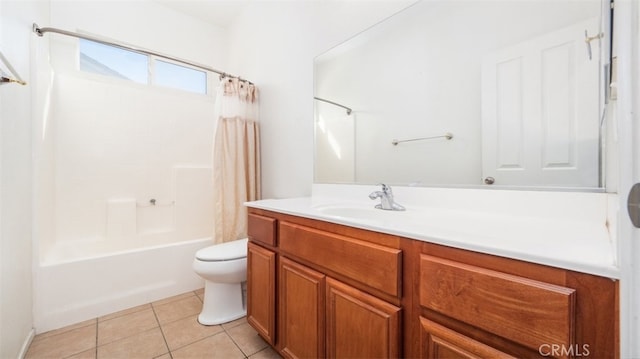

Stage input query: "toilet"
[{"left": 192, "top": 238, "right": 248, "bottom": 325}]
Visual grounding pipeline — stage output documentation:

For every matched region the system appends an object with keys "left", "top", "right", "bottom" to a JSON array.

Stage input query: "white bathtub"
[{"left": 33, "top": 237, "right": 212, "bottom": 333}]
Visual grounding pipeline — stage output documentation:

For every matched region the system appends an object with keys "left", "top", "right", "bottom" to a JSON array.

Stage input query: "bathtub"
[{"left": 33, "top": 237, "right": 212, "bottom": 333}]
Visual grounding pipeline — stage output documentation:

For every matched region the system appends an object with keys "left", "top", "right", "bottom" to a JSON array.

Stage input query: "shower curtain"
[{"left": 213, "top": 77, "right": 261, "bottom": 244}]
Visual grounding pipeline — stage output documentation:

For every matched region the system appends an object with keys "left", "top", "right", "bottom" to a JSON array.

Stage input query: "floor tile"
[
  {"left": 98, "top": 303, "right": 151, "bottom": 322},
  {"left": 98, "top": 308, "right": 159, "bottom": 345},
  {"left": 26, "top": 324, "right": 96, "bottom": 359},
  {"left": 248, "top": 346, "right": 282, "bottom": 359},
  {"left": 226, "top": 322, "right": 269, "bottom": 356},
  {"left": 153, "top": 295, "right": 202, "bottom": 325},
  {"left": 25, "top": 291, "right": 274, "bottom": 359},
  {"left": 194, "top": 287, "right": 204, "bottom": 298},
  {"left": 34, "top": 318, "right": 96, "bottom": 339},
  {"left": 97, "top": 327, "right": 167, "bottom": 359},
  {"left": 67, "top": 348, "right": 97, "bottom": 359},
  {"left": 161, "top": 314, "right": 224, "bottom": 351},
  {"left": 171, "top": 333, "right": 245, "bottom": 359},
  {"left": 221, "top": 317, "right": 247, "bottom": 330},
  {"left": 152, "top": 291, "right": 196, "bottom": 307}
]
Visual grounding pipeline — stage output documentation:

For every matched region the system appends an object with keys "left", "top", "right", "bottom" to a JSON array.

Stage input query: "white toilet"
[{"left": 192, "top": 238, "right": 248, "bottom": 325}]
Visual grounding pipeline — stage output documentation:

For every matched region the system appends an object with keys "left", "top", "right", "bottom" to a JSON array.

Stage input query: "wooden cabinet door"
[
  {"left": 279, "top": 257, "right": 326, "bottom": 359},
  {"left": 326, "top": 278, "right": 401, "bottom": 359},
  {"left": 247, "top": 242, "right": 277, "bottom": 345},
  {"left": 420, "top": 317, "right": 517, "bottom": 359}
]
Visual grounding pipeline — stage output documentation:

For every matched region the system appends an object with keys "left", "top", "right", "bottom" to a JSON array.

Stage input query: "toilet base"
[{"left": 197, "top": 281, "right": 246, "bottom": 326}]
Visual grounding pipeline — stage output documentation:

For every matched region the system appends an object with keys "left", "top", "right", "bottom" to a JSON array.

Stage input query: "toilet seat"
[{"left": 195, "top": 238, "right": 248, "bottom": 261}]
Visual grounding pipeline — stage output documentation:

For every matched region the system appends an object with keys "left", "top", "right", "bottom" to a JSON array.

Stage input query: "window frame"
[{"left": 78, "top": 37, "right": 212, "bottom": 96}]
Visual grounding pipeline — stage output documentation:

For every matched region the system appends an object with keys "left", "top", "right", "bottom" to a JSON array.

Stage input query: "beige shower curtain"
[{"left": 213, "top": 77, "right": 261, "bottom": 244}]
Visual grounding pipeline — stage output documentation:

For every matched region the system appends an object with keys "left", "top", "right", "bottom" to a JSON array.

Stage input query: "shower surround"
[{"left": 33, "top": 70, "right": 218, "bottom": 332}]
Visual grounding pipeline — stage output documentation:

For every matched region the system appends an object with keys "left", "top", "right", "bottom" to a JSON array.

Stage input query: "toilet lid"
[{"left": 196, "top": 238, "right": 248, "bottom": 261}]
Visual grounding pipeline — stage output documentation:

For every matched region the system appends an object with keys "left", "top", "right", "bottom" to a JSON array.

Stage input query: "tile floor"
[{"left": 25, "top": 289, "right": 281, "bottom": 359}]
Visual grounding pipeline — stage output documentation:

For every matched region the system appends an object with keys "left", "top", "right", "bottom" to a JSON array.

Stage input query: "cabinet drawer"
[
  {"left": 420, "top": 255, "right": 576, "bottom": 352},
  {"left": 247, "top": 213, "right": 277, "bottom": 246},
  {"left": 279, "top": 221, "right": 402, "bottom": 298},
  {"left": 420, "top": 317, "right": 517, "bottom": 359}
]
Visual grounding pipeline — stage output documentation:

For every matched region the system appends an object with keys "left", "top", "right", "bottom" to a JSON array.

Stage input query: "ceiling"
[{"left": 153, "top": 0, "right": 247, "bottom": 28}]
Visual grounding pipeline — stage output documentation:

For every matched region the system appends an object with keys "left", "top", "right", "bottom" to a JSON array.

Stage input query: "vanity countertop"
[{"left": 246, "top": 185, "right": 619, "bottom": 279}]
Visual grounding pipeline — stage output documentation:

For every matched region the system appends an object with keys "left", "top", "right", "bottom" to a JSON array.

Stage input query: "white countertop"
[{"left": 246, "top": 184, "right": 619, "bottom": 279}]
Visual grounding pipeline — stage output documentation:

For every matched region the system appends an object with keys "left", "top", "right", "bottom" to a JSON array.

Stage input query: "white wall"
[
  {"left": 612, "top": 1, "right": 640, "bottom": 357},
  {"left": 225, "top": 1, "right": 415, "bottom": 199},
  {"left": 50, "top": 0, "right": 226, "bottom": 67},
  {"left": 0, "top": 1, "right": 48, "bottom": 357}
]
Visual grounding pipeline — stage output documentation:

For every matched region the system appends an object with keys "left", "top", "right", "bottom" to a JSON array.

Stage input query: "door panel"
[
  {"left": 279, "top": 257, "right": 326, "bottom": 359},
  {"left": 482, "top": 18, "right": 600, "bottom": 187},
  {"left": 326, "top": 278, "right": 401, "bottom": 358},
  {"left": 247, "top": 242, "right": 277, "bottom": 345}
]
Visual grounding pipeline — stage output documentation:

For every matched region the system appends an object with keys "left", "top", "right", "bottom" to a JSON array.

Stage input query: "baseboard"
[{"left": 18, "top": 328, "right": 35, "bottom": 359}]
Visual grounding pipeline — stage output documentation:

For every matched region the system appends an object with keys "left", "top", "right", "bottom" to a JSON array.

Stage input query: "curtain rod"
[
  {"left": 314, "top": 97, "right": 352, "bottom": 115},
  {"left": 32, "top": 23, "right": 252, "bottom": 84}
]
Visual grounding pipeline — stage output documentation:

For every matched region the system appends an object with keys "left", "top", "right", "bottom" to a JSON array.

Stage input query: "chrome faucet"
[{"left": 369, "top": 184, "right": 405, "bottom": 211}]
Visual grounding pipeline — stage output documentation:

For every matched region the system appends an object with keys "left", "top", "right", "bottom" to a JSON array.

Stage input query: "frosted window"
[
  {"left": 155, "top": 60, "right": 206, "bottom": 94},
  {"left": 79, "top": 39, "right": 148, "bottom": 84}
]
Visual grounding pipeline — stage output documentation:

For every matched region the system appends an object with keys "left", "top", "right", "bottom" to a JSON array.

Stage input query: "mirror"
[{"left": 314, "top": 0, "right": 608, "bottom": 190}]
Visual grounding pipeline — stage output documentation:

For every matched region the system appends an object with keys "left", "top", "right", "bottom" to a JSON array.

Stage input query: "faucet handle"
[{"left": 378, "top": 183, "right": 391, "bottom": 194}]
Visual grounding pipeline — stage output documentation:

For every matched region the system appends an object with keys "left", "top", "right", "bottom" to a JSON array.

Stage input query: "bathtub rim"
[{"left": 39, "top": 236, "right": 215, "bottom": 266}]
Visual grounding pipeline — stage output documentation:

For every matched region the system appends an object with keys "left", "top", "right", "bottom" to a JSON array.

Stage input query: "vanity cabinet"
[
  {"left": 246, "top": 213, "right": 277, "bottom": 345},
  {"left": 418, "top": 254, "right": 575, "bottom": 358},
  {"left": 246, "top": 208, "right": 618, "bottom": 359},
  {"left": 247, "top": 209, "right": 403, "bottom": 358},
  {"left": 278, "top": 256, "right": 402, "bottom": 359},
  {"left": 418, "top": 243, "right": 617, "bottom": 359},
  {"left": 277, "top": 219, "right": 403, "bottom": 358},
  {"left": 247, "top": 242, "right": 276, "bottom": 345}
]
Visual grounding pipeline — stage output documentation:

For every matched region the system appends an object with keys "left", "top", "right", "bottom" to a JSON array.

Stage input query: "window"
[
  {"left": 79, "top": 39, "right": 148, "bottom": 84},
  {"left": 79, "top": 39, "right": 208, "bottom": 94},
  {"left": 155, "top": 60, "right": 206, "bottom": 94}
]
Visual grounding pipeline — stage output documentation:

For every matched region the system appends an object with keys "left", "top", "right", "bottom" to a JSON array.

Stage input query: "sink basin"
[
  {"left": 314, "top": 204, "right": 409, "bottom": 222},
  {"left": 312, "top": 203, "right": 470, "bottom": 234},
  {"left": 317, "top": 206, "right": 379, "bottom": 218}
]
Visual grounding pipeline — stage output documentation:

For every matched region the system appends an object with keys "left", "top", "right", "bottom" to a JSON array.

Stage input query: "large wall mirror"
[{"left": 314, "top": 0, "right": 610, "bottom": 191}]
